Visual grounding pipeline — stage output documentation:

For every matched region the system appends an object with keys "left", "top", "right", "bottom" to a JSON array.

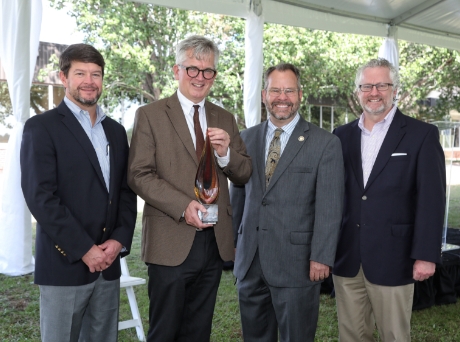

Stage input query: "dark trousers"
[
  {"left": 237, "top": 250, "right": 321, "bottom": 342},
  {"left": 147, "top": 228, "right": 223, "bottom": 342}
]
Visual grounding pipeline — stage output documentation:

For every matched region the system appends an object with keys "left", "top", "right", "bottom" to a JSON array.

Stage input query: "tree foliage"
[
  {"left": 0, "top": 83, "right": 13, "bottom": 126},
  {"left": 49, "top": 0, "right": 460, "bottom": 129}
]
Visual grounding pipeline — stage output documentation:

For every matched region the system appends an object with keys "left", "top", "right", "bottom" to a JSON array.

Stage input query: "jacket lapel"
[
  {"left": 59, "top": 102, "right": 106, "bottom": 189},
  {"left": 256, "top": 121, "right": 269, "bottom": 192},
  {"left": 365, "top": 110, "right": 406, "bottom": 190},
  {"left": 101, "top": 119, "right": 115, "bottom": 194},
  {"left": 165, "top": 92, "right": 198, "bottom": 165},
  {"left": 349, "top": 121, "right": 365, "bottom": 191},
  {"left": 265, "top": 118, "right": 309, "bottom": 193},
  {"left": 205, "top": 100, "right": 218, "bottom": 154}
]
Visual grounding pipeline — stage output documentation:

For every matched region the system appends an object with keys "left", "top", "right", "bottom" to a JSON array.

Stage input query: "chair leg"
[{"left": 125, "top": 286, "right": 146, "bottom": 341}]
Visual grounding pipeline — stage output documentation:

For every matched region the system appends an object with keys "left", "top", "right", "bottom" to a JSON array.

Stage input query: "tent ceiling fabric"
[{"left": 136, "top": 0, "right": 460, "bottom": 50}]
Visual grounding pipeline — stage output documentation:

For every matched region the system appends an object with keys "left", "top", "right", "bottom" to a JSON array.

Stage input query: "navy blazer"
[
  {"left": 21, "top": 101, "right": 137, "bottom": 286},
  {"left": 333, "top": 109, "right": 446, "bottom": 286}
]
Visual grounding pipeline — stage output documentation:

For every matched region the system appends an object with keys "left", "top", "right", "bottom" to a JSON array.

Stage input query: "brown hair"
[{"left": 59, "top": 43, "right": 105, "bottom": 77}]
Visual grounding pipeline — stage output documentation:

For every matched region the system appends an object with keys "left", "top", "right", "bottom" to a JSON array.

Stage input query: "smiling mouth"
[
  {"left": 273, "top": 102, "right": 292, "bottom": 109},
  {"left": 192, "top": 82, "right": 205, "bottom": 88}
]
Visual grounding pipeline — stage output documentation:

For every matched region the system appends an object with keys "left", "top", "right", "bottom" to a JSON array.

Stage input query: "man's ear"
[
  {"left": 173, "top": 65, "right": 180, "bottom": 80},
  {"left": 59, "top": 71, "right": 68, "bottom": 88}
]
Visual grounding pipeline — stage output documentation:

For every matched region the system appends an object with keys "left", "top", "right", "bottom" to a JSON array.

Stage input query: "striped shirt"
[
  {"left": 64, "top": 97, "right": 110, "bottom": 191},
  {"left": 265, "top": 113, "right": 300, "bottom": 163},
  {"left": 358, "top": 105, "right": 397, "bottom": 187}
]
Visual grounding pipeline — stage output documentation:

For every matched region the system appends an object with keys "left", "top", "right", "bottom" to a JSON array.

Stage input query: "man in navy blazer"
[
  {"left": 332, "top": 58, "right": 446, "bottom": 341},
  {"left": 20, "top": 44, "right": 137, "bottom": 342}
]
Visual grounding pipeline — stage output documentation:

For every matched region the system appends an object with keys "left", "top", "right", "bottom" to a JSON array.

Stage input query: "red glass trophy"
[{"left": 194, "top": 129, "right": 219, "bottom": 224}]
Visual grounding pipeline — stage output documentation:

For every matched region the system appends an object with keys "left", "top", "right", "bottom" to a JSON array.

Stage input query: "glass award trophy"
[{"left": 194, "top": 129, "right": 219, "bottom": 224}]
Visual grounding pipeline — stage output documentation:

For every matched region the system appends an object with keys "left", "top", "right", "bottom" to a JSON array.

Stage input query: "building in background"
[{"left": 0, "top": 41, "right": 67, "bottom": 169}]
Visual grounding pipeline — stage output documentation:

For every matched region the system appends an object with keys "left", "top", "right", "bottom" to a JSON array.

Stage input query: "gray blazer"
[{"left": 231, "top": 117, "right": 344, "bottom": 287}]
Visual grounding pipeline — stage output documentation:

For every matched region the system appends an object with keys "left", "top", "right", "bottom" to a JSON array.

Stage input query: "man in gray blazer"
[{"left": 231, "top": 63, "right": 344, "bottom": 342}]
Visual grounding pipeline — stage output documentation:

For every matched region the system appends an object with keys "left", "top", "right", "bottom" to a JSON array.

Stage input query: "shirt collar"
[
  {"left": 267, "top": 113, "right": 300, "bottom": 136},
  {"left": 64, "top": 96, "right": 106, "bottom": 124},
  {"left": 177, "top": 89, "right": 206, "bottom": 115},
  {"left": 358, "top": 105, "right": 397, "bottom": 133}
]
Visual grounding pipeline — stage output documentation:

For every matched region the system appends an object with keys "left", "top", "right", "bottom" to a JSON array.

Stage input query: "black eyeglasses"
[
  {"left": 359, "top": 83, "right": 393, "bottom": 92},
  {"left": 178, "top": 65, "right": 217, "bottom": 80}
]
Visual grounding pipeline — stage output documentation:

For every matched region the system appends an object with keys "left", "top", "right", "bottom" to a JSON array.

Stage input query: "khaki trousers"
[{"left": 333, "top": 266, "right": 414, "bottom": 342}]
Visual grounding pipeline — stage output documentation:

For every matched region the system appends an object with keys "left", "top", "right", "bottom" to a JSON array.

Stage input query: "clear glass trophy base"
[{"left": 198, "top": 204, "right": 218, "bottom": 224}]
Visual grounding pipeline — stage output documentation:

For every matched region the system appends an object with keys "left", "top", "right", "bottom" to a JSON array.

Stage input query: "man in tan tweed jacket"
[{"left": 128, "top": 35, "right": 252, "bottom": 342}]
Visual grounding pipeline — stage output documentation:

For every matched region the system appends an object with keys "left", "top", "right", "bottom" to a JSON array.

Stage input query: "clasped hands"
[{"left": 81, "top": 239, "right": 122, "bottom": 273}]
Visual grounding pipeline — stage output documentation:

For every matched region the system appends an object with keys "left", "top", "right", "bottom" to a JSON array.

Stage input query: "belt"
[{"left": 196, "top": 227, "right": 214, "bottom": 232}]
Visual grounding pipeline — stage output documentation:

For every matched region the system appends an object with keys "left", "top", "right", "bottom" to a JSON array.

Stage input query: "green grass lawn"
[{"left": 1, "top": 215, "right": 460, "bottom": 341}]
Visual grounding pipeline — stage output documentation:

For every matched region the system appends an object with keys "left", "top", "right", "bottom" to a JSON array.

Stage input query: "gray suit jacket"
[{"left": 232, "top": 117, "right": 344, "bottom": 287}]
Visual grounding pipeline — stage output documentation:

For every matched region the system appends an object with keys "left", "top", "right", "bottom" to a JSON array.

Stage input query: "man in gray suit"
[{"left": 231, "top": 63, "right": 344, "bottom": 342}]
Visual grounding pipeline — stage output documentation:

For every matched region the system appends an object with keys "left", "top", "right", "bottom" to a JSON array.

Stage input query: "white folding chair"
[{"left": 118, "top": 257, "right": 146, "bottom": 341}]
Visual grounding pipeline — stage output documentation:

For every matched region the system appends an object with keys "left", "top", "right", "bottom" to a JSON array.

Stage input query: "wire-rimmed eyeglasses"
[
  {"left": 178, "top": 65, "right": 217, "bottom": 80},
  {"left": 267, "top": 88, "right": 299, "bottom": 97},
  {"left": 359, "top": 83, "right": 394, "bottom": 92}
]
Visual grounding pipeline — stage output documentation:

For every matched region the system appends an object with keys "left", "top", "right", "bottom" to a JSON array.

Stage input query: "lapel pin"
[{"left": 298, "top": 136, "right": 305, "bottom": 141}]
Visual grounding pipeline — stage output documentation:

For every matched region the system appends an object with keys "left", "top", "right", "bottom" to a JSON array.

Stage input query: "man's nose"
[{"left": 369, "top": 85, "right": 380, "bottom": 95}]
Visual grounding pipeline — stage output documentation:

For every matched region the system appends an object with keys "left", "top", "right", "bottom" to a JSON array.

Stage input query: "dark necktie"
[
  {"left": 193, "top": 105, "right": 204, "bottom": 160},
  {"left": 265, "top": 128, "right": 283, "bottom": 187}
]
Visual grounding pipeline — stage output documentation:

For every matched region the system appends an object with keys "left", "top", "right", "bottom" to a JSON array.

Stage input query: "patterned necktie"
[
  {"left": 193, "top": 105, "right": 204, "bottom": 160},
  {"left": 265, "top": 128, "right": 283, "bottom": 187}
]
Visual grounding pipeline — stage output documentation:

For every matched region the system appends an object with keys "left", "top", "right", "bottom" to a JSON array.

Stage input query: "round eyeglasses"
[
  {"left": 178, "top": 65, "right": 217, "bottom": 80},
  {"left": 359, "top": 83, "right": 393, "bottom": 92}
]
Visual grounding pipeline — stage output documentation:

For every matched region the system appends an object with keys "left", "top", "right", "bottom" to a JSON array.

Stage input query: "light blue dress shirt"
[{"left": 64, "top": 97, "right": 110, "bottom": 191}]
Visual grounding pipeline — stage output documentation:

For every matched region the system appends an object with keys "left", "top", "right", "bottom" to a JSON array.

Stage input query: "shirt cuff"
[{"left": 215, "top": 149, "right": 230, "bottom": 168}]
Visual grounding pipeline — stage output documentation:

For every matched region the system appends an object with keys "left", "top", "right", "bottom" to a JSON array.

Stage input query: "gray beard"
[{"left": 269, "top": 110, "right": 296, "bottom": 121}]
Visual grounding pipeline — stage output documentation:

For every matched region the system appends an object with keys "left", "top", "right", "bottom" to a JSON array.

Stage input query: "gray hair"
[
  {"left": 354, "top": 58, "right": 400, "bottom": 92},
  {"left": 175, "top": 35, "right": 220, "bottom": 68},
  {"left": 263, "top": 63, "right": 302, "bottom": 90}
]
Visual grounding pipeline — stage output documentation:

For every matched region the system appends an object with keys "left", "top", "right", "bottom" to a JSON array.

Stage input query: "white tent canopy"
[
  {"left": 0, "top": 0, "right": 41, "bottom": 276},
  {"left": 138, "top": 0, "right": 460, "bottom": 51}
]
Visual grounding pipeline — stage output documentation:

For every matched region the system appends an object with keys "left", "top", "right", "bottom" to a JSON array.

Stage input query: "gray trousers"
[
  {"left": 237, "top": 250, "right": 321, "bottom": 342},
  {"left": 39, "top": 273, "right": 120, "bottom": 342}
]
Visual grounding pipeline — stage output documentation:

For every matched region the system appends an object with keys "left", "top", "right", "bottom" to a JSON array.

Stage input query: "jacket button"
[
  {"left": 256, "top": 226, "right": 259, "bottom": 231},
  {"left": 103, "top": 227, "right": 106, "bottom": 232},
  {"left": 362, "top": 195, "right": 367, "bottom": 200},
  {"left": 262, "top": 201, "right": 267, "bottom": 206},
  {"left": 357, "top": 224, "right": 360, "bottom": 227}
]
